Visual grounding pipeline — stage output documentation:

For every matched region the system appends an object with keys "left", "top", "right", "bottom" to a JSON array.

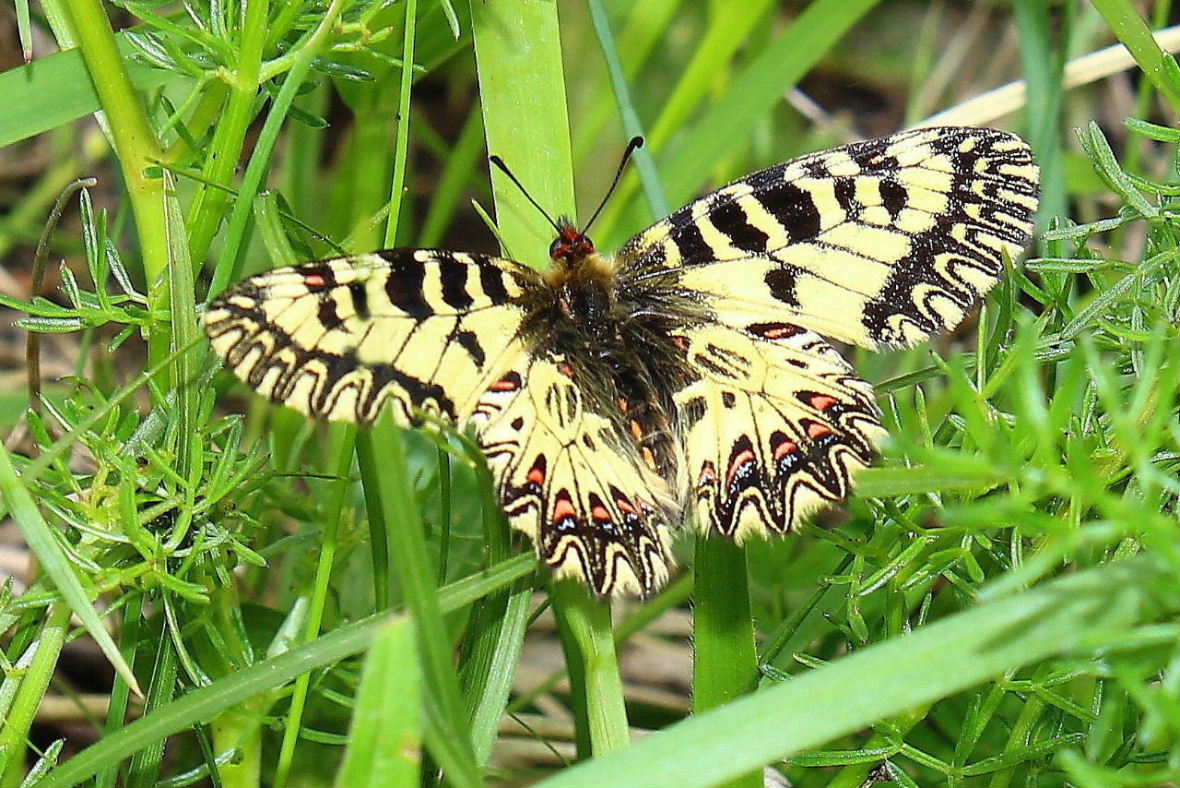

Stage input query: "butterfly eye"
[{"left": 549, "top": 238, "right": 565, "bottom": 259}]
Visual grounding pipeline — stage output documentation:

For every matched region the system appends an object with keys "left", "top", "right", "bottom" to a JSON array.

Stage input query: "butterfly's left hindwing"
[
  {"left": 204, "top": 250, "right": 536, "bottom": 425},
  {"left": 672, "top": 322, "right": 886, "bottom": 539},
  {"left": 472, "top": 356, "right": 674, "bottom": 597}
]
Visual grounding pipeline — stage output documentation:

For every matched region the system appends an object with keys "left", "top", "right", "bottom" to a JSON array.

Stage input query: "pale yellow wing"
[
  {"left": 619, "top": 127, "right": 1039, "bottom": 349},
  {"left": 472, "top": 355, "right": 675, "bottom": 597},
  {"left": 672, "top": 321, "right": 886, "bottom": 540},
  {"left": 204, "top": 250, "right": 537, "bottom": 425}
]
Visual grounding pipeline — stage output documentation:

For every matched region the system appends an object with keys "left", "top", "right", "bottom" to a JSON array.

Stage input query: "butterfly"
[{"left": 204, "top": 126, "right": 1039, "bottom": 598}]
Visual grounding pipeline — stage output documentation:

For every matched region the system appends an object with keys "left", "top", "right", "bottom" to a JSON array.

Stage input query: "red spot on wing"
[
  {"left": 490, "top": 373, "right": 521, "bottom": 393},
  {"left": 751, "top": 322, "right": 803, "bottom": 340},
  {"left": 557, "top": 361, "right": 576, "bottom": 378},
  {"left": 698, "top": 462, "right": 718, "bottom": 485},
  {"left": 527, "top": 466, "right": 545, "bottom": 486},
  {"left": 615, "top": 497, "right": 637, "bottom": 515},
  {"left": 591, "top": 504, "right": 612, "bottom": 523},
  {"left": 552, "top": 495, "right": 577, "bottom": 522},
  {"left": 810, "top": 394, "right": 838, "bottom": 411},
  {"left": 773, "top": 439, "right": 798, "bottom": 461},
  {"left": 304, "top": 273, "right": 326, "bottom": 288},
  {"left": 807, "top": 422, "right": 833, "bottom": 440},
  {"left": 726, "top": 448, "right": 756, "bottom": 487}
]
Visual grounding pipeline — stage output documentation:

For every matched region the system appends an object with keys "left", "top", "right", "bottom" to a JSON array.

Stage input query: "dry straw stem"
[{"left": 920, "top": 24, "right": 1180, "bottom": 127}]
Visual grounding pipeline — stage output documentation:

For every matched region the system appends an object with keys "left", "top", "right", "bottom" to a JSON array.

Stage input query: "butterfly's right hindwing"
[{"left": 204, "top": 250, "right": 537, "bottom": 425}]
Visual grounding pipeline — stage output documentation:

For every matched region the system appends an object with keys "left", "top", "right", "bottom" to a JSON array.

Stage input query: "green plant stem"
[
  {"left": 185, "top": 0, "right": 270, "bottom": 267},
  {"left": 384, "top": 0, "right": 417, "bottom": 249},
  {"left": 207, "top": 0, "right": 348, "bottom": 300},
  {"left": 94, "top": 593, "right": 142, "bottom": 787},
  {"left": 0, "top": 604, "right": 71, "bottom": 788},
  {"left": 1088, "top": 0, "right": 1180, "bottom": 110},
  {"left": 824, "top": 705, "right": 930, "bottom": 787},
  {"left": 272, "top": 426, "right": 353, "bottom": 788},
  {"left": 62, "top": 0, "right": 170, "bottom": 369},
  {"left": 551, "top": 582, "right": 631, "bottom": 757},
  {"left": 357, "top": 411, "right": 482, "bottom": 786},
  {"left": 471, "top": 0, "right": 633, "bottom": 757},
  {"left": 459, "top": 463, "right": 532, "bottom": 764},
  {"left": 692, "top": 536, "right": 760, "bottom": 788},
  {"left": 126, "top": 630, "right": 179, "bottom": 787}
]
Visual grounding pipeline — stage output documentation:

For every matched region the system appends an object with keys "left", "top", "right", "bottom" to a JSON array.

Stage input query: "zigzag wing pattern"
[
  {"left": 618, "top": 126, "right": 1039, "bottom": 349},
  {"left": 672, "top": 322, "right": 887, "bottom": 540},
  {"left": 204, "top": 250, "right": 537, "bottom": 425},
  {"left": 471, "top": 356, "right": 675, "bottom": 597}
]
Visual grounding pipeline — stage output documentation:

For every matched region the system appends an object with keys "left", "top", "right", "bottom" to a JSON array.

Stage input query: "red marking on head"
[
  {"left": 810, "top": 394, "right": 838, "bottom": 411},
  {"left": 552, "top": 496, "right": 577, "bottom": 521},
  {"left": 591, "top": 504, "right": 612, "bottom": 523},
  {"left": 304, "top": 273, "right": 326, "bottom": 288},
  {"left": 549, "top": 226, "right": 596, "bottom": 262},
  {"left": 726, "top": 449, "right": 756, "bottom": 486},
  {"left": 527, "top": 466, "right": 545, "bottom": 486},
  {"left": 773, "top": 439, "right": 798, "bottom": 461},
  {"left": 807, "top": 422, "right": 833, "bottom": 440}
]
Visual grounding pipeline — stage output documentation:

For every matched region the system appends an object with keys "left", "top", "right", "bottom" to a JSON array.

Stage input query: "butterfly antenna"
[
  {"left": 583, "top": 136, "right": 644, "bottom": 233},
  {"left": 488, "top": 154, "right": 564, "bottom": 234}
]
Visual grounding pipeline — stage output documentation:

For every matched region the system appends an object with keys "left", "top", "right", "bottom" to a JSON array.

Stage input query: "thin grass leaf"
[
  {"left": 534, "top": 556, "right": 1175, "bottom": 788},
  {"left": 335, "top": 616, "right": 421, "bottom": 788}
]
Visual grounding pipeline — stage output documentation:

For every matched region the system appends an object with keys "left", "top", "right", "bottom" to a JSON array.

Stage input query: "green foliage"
[{"left": 0, "top": 2, "right": 1176, "bottom": 788}]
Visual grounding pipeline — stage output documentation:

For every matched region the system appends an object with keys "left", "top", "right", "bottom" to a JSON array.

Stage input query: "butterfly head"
[{"left": 549, "top": 224, "right": 596, "bottom": 264}]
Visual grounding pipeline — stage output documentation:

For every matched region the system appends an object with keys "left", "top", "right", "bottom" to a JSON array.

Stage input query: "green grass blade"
[
  {"left": 1089, "top": 0, "right": 1180, "bottom": 110},
  {"left": 470, "top": 0, "right": 575, "bottom": 265},
  {"left": 586, "top": 0, "right": 668, "bottom": 218},
  {"left": 357, "top": 410, "right": 483, "bottom": 787},
  {"left": 335, "top": 616, "right": 421, "bottom": 788},
  {"left": 33, "top": 555, "right": 534, "bottom": 788},
  {"left": 470, "top": 0, "right": 632, "bottom": 757},
  {"left": 0, "top": 34, "right": 175, "bottom": 148},
  {"left": 534, "top": 555, "right": 1175, "bottom": 788},
  {"left": 691, "top": 537, "right": 759, "bottom": 788}
]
